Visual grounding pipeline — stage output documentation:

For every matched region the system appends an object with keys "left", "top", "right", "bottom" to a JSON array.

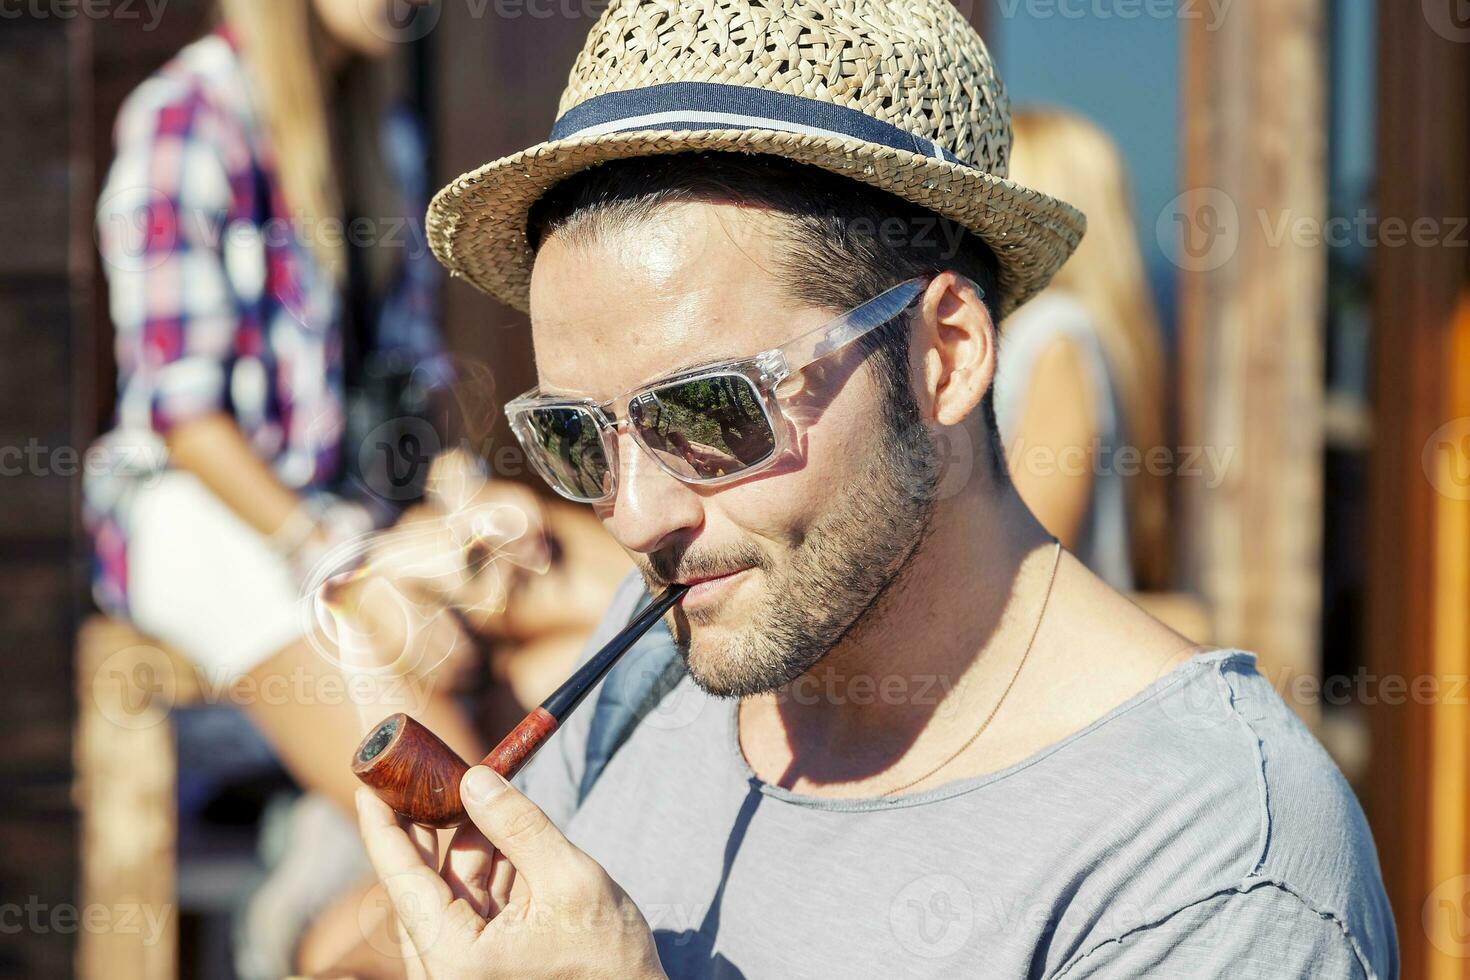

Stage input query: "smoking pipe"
[{"left": 352, "top": 584, "right": 688, "bottom": 828}]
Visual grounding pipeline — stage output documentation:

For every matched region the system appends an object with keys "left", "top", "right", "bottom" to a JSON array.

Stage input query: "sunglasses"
[{"left": 504, "top": 277, "right": 937, "bottom": 503}]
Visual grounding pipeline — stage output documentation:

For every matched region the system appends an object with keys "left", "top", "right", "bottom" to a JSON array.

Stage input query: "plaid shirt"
[{"left": 86, "top": 27, "right": 442, "bottom": 614}]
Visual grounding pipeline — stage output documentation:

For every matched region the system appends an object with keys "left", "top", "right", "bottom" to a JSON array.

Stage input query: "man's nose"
[{"left": 603, "top": 430, "right": 704, "bottom": 556}]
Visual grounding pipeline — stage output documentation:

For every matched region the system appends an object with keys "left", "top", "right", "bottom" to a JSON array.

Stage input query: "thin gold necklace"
[{"left": 879, "top": 538, "right": 1064, "bottom": 797}]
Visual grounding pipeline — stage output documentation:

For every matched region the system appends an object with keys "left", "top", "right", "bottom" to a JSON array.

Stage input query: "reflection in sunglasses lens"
[
  {"left": 525, "top": 406, "right": 610, "bottom": 500},
  {"left": 630, "top": 374, "right": 775, "bottom": 479}
]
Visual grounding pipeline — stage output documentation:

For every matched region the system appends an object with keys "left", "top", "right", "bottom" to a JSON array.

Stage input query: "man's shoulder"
[
  {"left": 1155, "top": 652, "right": 1378, "bottom": 864},
  {"left": 1080, "top": 650, "right": 1396, "bottom": 975}
]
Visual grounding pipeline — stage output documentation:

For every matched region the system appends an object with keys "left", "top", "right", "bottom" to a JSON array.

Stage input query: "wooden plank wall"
[
  {"left": 0, "top": 5, "right": 208, "bottom": 977},
  {"left": 0, "top": 13, "right": 90, "bottom": 979}
]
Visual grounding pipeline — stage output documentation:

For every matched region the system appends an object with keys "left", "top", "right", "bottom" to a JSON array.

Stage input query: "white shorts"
[{"left": 128, "top": 471, "right": 309, "bottom": 679}]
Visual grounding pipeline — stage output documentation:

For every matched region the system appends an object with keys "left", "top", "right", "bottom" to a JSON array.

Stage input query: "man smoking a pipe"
[{"left": 329, "top": 0, "right": 1397, "bottom": 976}]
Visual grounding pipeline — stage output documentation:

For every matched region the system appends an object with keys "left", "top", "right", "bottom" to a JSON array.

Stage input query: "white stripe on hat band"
[{"left": 559, "top": 109, "right": 954, "bottom": 162}]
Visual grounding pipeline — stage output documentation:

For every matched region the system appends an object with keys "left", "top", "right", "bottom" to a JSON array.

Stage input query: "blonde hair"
[
  {"left": 216, "top": 0, "right": 399, "bottom": 287},
  {"left": 1008, "top": 109, "right": 1171, "bottom": 589}
]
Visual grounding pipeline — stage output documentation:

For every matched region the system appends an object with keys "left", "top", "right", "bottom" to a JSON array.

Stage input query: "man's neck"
[{"left": 738, "top": 480, "right": 1058, "bottom": 792}]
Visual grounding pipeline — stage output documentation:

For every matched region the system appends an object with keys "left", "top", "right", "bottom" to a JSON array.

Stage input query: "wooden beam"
[
  {"left": 1367, "top": 3, "right": 1470, "bottom": 973},
  {"left": 74, "top": 619, "right": 202, "bottom": 980},
  {"left": 1176, "top": 1, "right": 1328, "bottom": 713}
]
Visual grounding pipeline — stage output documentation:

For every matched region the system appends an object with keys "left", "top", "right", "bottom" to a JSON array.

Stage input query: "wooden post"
[
  {"left": 74, "top": 619, "right": 201, "bottom": 980},
  {"left": 1176, "top": 1, "right": 1328, "bottom": 718},
  {"left": 1368, "top": 3, "right": 1470, "bottom": 976}
]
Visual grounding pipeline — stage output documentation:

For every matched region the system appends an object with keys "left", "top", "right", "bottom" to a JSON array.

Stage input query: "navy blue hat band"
[{"left": 549, "top": 81, "right": 965, "bottom": 167}]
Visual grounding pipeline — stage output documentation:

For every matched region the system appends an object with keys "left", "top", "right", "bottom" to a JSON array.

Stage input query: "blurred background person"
[
  {"left": 83, "top": 1, "right": 628, "bottom": 975},
  {"left": 998, "top": 108, "right": 1171, "bottom": 594},
  {"left": 85, "top": 0, "right": 483, "bottom": 821}
]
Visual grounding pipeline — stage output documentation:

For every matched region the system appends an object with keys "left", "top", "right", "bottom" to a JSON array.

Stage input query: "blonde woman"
[{"left": 998, "top": 108, "right": 1171, "bottom": 591}]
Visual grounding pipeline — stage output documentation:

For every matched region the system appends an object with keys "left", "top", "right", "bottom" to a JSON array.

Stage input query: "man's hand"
[{"left": 355, "top": 769, "right": 666, "bottom": 980}]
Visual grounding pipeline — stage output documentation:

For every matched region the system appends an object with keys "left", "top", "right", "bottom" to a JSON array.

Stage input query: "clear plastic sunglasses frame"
[{"left": 504, "top": 276, "right": 936, "bottom": 503}]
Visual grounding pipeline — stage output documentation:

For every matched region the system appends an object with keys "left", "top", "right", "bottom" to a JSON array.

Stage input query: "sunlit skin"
[{"left": 529, "top": 201, "right": 1199, "bottom": 795}]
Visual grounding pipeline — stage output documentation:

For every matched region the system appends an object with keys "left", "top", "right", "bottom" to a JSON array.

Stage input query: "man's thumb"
[{"left": 460, "top": 766, "right": 570, "bottom": 879}]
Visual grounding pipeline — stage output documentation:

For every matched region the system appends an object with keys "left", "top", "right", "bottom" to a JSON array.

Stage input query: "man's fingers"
[
  {"left": 460, "top": 767, "right": 585, "bottom": 890},
  {"left": 441, "top": 822, "right": 521, "bottom": 919},
  {"left": 404, "top": 820, "right": 440, "bottom": 870},
  {"left": 355, "top": 788, "right": 455, "bottom": 956},
  {"left": 442, "top": 821, "right": 498, "bottom": 917}
]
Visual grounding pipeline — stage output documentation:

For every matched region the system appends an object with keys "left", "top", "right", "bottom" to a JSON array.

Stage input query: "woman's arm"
[
  {"left": 1006, "top": 336, "right": 1098, "bottom": 550},
  {"left": 165, "top": 410, "right": 320, "bottom": 543}
]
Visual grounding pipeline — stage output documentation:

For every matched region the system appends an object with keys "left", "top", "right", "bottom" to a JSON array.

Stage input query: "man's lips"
[{"left": 670, "top": 567, "right": 755, "bottom": 607}]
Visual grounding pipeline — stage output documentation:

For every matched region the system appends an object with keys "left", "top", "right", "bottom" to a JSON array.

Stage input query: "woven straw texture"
[{"left": 427, "top": 0, "right": 1086, "bottom": 318}]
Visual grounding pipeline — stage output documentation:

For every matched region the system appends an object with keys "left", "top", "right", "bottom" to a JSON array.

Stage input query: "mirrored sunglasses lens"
[
  {"left": 628, "top": 374, "right": 776, "bottom": 480},
  {"left": 520, "top": 407, "right": 611, "bottom": 500}
]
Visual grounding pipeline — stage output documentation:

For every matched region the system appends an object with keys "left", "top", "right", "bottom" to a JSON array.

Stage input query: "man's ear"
[{"left": 914, "top": 271, "right": 997, "bottom": 427}]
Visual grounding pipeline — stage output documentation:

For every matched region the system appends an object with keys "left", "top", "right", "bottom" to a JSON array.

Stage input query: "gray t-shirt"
[{"left": 518, "top": 577, "right": 1397, "bottom": 978}]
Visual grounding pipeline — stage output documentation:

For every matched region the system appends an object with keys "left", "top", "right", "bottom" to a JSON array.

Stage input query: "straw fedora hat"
[{"left": 426, "top": 0, "right": 1086, "bottom": 319}]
